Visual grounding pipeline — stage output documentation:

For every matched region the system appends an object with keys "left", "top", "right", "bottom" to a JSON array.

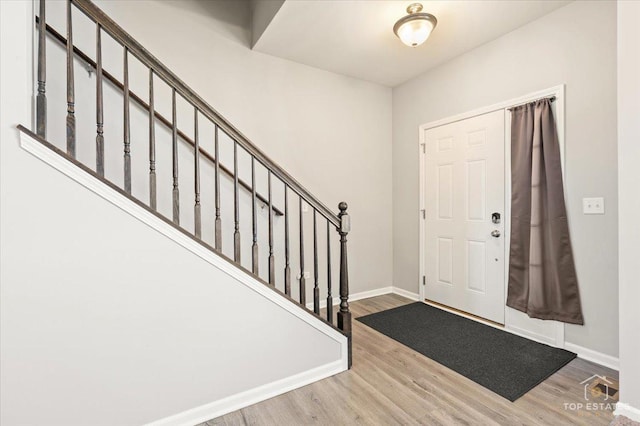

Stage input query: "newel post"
[{"left": 337, "top": 202, "right": 352, "bottom": 368}]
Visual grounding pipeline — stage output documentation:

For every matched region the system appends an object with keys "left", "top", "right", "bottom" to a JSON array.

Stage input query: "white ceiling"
[{"left": 252, "top": 0, "right": 572, "bottom": 87}]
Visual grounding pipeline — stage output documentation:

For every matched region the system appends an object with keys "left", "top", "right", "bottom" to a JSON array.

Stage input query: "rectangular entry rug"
[{"left": 357, "top": 302, "right": 576, "bottom": 401}]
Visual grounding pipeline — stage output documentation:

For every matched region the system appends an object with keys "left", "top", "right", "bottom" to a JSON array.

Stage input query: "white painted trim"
[
  {"left": 564, "top": 342, "right": 619, "bottom": 371},
  {"left": 19, "top": 130, "right": 349, "bottom": 368},
  {"left": 418, "top": 85, "right": 567, "bottom": 347},
  {"left": 146, "top": 360, "right": 345, "bottom": 426},
  {"left": 505, "top": 324, "right": 555, "bottom": 345},
  {"left": 418, "top": 85, "right": 566, "bottom": 132},
  {"left": 337, "top": 286, "right": 393, "bottom": 303},
  {"left": 392, "top": 286, "right": 421, "bottom": 301},
  {"left": 419, "top": 131, "right": 426, "bottom": 302},
  {"left": 304, "top": 286, "right": 421, "bottom": 311},
  {"left": 614, "top": 403, "right": 640, "bottom": 423},
  {"left": 306, "top": 287, "right": 394, "bottom": 310}
]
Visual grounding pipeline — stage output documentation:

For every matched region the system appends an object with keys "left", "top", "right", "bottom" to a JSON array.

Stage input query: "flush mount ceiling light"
[{"left": 393, "top": 3, "right": 437, "bottom": 47}]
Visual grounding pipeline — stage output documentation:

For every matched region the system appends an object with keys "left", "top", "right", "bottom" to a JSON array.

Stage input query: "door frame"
[{"left": 418, "top": 84, "right": 566, "bottom": 347}]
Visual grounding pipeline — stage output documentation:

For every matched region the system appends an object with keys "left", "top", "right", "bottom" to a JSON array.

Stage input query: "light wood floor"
[{"left": 205, "top": 294, "right": 619, "bottom": 426}]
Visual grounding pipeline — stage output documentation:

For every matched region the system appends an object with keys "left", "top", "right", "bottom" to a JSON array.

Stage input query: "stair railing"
[{"left": 33, "top": 0, "right": 352, "bottom": 365}]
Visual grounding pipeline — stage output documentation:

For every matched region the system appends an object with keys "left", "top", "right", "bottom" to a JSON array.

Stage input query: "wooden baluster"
[
  {"left": 172, "top": 88, "right": 179, "bottom": 224},
  {"left": 148, "top": 69, "right": 156, "bottom": 210},
  {"left": 123, "top": 47, "right": 131, "bottom": 193},
  {"left": 233, "top": 141, "right": 241, "bottom": 263},
  {"left": 268, "top": 171, "right": 275, "bottom": 285},
  {"left": 66, "top": 0, "right": 75, "bottom": 157},
  {"left": 251, "top": 157, "right": 259, "bottom": 275},
  {"left": 299, "top": 198, "right": 306, "bottom": 305},
  {"left": 214, "top": 126, "right": 221, "bottom": 251},
  {"left": 326, "top": 220, "right": 333, "bottom": 323},
  {"left": 337, "top": 202, "right": 352, "bottom": 367},
  {"left": 284, "top": 185, "right": 291, "bottom": 296},
  {"left": 36, "top": 0, "right": 47, "bottom": 138},
  {"left": 194, "top": 109, "right": 201, "bottom": 238},
  {"left": 95, "top": 23, "right": 104, "bottom": 176},
  {"left": 313, "top": 210, "right": 320, "bottom": 314}
]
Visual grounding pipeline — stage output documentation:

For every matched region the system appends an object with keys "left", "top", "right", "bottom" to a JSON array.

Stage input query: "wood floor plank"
[{"left": 206, "top": 294, "right": 619, "bottom": 426}]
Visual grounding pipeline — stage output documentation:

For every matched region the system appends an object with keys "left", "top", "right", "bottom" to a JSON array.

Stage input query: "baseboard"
[
  {"left": 506, "top": 324, "right": 557, "bottom": 346},
  {"left": 614, "top": 403, "right": 640, "bottom": 423},
  {"left": 147, "top": 360, "right": 345, "bottom": 426},
  {"left": 306, "top": 287, "right": 393, "bottom": 310},
  {"left": 352, "top": 287, "right": 394, "bottom": 301},
  {"left": 564, "top": 342, "right": 619, "bottom": 371},
  {"left": 305, "top": 286, "right": 420, "bottom": 311},
  {"left": 391, "top": 287, "right": 421, "bottom": 301}
]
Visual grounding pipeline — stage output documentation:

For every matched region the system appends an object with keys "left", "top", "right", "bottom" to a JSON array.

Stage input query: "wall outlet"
[{"left": 583, "top": 197, "right": 605, "bottom": 215}]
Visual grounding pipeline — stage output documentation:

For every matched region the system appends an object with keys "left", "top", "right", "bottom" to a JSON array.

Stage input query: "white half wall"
[
  {"left": 392, "top": 0, "right": 619, "bottom": 357},
  {"left": 9, "top": 128, "right": 347, "bottom": 426},
  {"left": 616, "top": 0, "right": 640, "bottom": 421}
]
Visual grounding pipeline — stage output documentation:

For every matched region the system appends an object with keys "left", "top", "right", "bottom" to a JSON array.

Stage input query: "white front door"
[{"left": 422, "top": 110, "right": 505, "bottom": 324}]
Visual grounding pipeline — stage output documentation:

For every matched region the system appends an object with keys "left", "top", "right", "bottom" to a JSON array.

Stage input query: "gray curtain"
[{"left": 507, "top": 99, "right": 584, "bottom": 325}]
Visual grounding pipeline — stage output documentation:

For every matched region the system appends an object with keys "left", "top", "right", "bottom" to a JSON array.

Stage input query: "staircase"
[{"left": 23, "top": 0, "right": 351, "bottom": 365}]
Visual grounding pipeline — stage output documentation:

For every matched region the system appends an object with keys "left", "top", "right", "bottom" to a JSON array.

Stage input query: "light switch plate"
[{"left": 583, "top": 197, "right": 605, "bottom": 214}]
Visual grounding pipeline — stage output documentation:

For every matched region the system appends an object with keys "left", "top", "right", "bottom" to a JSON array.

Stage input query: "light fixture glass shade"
[
  {"left": 393, "top": 3, "right": 437, "bottom": 47},
  {"left": 396, "top": 19, "right": 435, "bottom": 47}
]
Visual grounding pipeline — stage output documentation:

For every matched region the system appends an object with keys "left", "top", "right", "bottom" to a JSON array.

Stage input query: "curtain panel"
[{"left": 507, "top": 99, "right": 584, "bottom": 325}]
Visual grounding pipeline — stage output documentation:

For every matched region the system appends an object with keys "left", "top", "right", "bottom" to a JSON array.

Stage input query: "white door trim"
[{"left": 419, "top": 84, "right": 566, "bottom": 348}]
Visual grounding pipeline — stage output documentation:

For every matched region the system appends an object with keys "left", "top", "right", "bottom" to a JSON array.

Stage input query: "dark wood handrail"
[
  {"left": 38, "top": 18, "right": 283, "bottom": 216},
  {"left": 70, "top": 0, "right": 339, "bottom": 227}
]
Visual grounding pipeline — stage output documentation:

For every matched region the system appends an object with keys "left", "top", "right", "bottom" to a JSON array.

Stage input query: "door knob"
[{"left": 491, "top": 230, "right": 501, "bottom": 238}]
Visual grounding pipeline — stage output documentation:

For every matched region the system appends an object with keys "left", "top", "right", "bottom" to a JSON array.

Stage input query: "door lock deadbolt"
[{"left": 491, "top": 212, "right": 501, "bottom": 224}]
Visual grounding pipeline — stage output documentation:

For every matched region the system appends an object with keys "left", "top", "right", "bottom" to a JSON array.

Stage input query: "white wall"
[
  {"left": 251, "top": 0, "right": 285, "bottom": 47},
  {"left": 617, "top": 0, "right": 640, "bottom": 419},
  {"left": 89, "top": 0, "right": 394, "bottom": 297},
  {"left": 393, "top": 1, "right": 618, "bottom": 356}
]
